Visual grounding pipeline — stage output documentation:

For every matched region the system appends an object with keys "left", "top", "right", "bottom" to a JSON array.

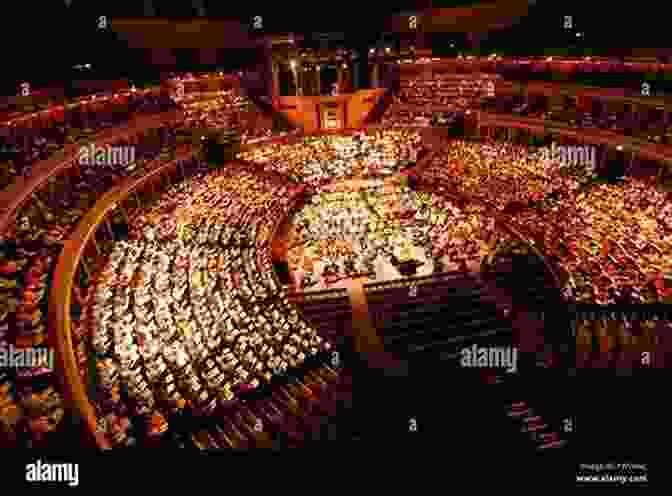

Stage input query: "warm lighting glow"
[
  {"left": 219, "top": 72, "right": 223, "bottom": 76},
  {"left": 290, "top": 60, "right": 296, "bottom": 68},
  {"left": 546, "top": 57, "right": 553, "bottom": 61},
  {"left": 317, "top": 66, "right": 321, "bottom": 71},
  {"left": 616, "top": 145, "right": 623, "bottom": 151},
  {"left": 342, "top": 64, "right": 347, "bottom": 69},
  {"left": 584, "top": 57, "right": 591, "bottom": 61},
  {"left": 369, "top": 48, "right": 374, "bottom": 53},
  {"left": 385, "top": 47, "right": 391, "bottom": 53}
]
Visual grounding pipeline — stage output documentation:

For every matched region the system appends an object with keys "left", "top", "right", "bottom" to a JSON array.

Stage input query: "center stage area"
[{"left": 272, "top": 175, "right": 498, "bottom": 292}]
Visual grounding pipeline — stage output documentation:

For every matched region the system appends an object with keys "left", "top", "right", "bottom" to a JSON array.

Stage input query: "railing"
[
  {"left": 0, "top": 110, "right": 185, "bottom": 234},
  {"left": 288, "top": 288, "right": 349, "bottom": 302},
  {"left": 372, "top": 110, "right": 672, "bottom": 170},
  {"left": 49, "top": 146, "right": 197, "bottom": 449},
  {"left": 0, "top": 86, "right": 169, "bottom": 126}
]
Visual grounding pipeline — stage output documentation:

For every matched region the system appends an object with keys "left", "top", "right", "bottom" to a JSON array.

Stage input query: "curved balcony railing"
[
  {"left": 0, "top": 86, "right": 165, "bottom": 126},
  {"left": 0, "top": 110, "right": 185, "bottom": 235},
  {"left": 49, "top": 146, "right": 197, "bottom": 448},
  {"left": 20, "top": 117, "right": 672, "bottom": 447},
  {"left": 48, "top": 144, "right": 317, "bottom": 447}
]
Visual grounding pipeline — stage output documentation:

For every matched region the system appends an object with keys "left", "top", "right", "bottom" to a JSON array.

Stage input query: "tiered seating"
[
  {"left": 395, "top": 72, "right": 499, "bottom": 110},
  {"left": 289, "top": 289, "right": 352, "bottom": 347},
  {"left": 237, "top": 130, "right": 424, "bottom": 184},
  {"left": 79, "top": 165, "right": 354, "bottom": 448},
  {"left": 0, "top": 91, "right": 179, "bottom": 188},
  {"left": 180, "top": 89, "right": 277, "bottom": 145},
  {"left": 365, "top": 272, "right": 512, "bottom": 364}
]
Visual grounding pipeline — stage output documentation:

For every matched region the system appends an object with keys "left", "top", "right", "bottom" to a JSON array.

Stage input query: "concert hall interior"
[{"left": 0, "top": 0, "right": 670, "bottom": 469}]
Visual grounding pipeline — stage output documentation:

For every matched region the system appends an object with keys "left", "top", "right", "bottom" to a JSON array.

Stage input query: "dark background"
[{"left": 3, "top": 1, "right": 671, "bottom": 94}]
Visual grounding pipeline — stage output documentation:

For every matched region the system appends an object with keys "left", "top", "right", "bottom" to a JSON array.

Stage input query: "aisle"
[{"left": 347, "top": 277, "right": 384, "bottom": 354}]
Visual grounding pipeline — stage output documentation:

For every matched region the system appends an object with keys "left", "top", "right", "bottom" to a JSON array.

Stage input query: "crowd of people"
[
  {"left": 0, "top": 92, "right": 179, "bottom": 188},
  {"left": 419, "top": 138, "right": 595, "bottom": 210},
  {"left": 393, "top": 72, "right": 498, "bottom": 109},
  {"left": 0, "top": 121, "right": 188, "bottom": 447},
  {"left": 1, "top": 62, "right": 671, "bottom": 447},
  {"left": 80, "top": 164, "right": 343, "bottom": 447},
  {"left": 0, "top": 80, "right": 308, "bottom": 447},
  {"left": 179, "top": 89, "right": 280, "bottom": 145},
  {"left": 286, "top": 175, "right": 517, "bottom": 290},
  {"left": 380, "top": 67, "right": 672, "bottom": 145},
  {"left": 237, "top": 130, "right": 425, "bottom": 184}
]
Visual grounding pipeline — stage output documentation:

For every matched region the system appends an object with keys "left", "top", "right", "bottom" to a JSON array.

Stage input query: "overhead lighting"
[
  {"left": 385, "top": 47, "right": 391, "bottom": 53},
  {"left": 616, "top": 145, "right": 623, "bottom": 151}
]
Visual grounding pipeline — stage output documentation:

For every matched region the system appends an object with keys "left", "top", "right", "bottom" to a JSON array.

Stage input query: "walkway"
[{"left": 346, "top": 277, "right": 410, "bottom": 376}]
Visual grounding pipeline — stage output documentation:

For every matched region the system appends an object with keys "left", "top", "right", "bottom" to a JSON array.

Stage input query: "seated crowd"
[
  {"left": 0, "top": 81, "right": 317, "bottom": 447},
  {"left": 1, "top": 64, "right": 670, "bottom": 447},
  {"left": 393, "top": 72, "right": 498, "bottom": 110},
  {"left": 237, "top": 130, "right": 425, "bottom": 185},
  {"left": 385, "top": 69, "right": 672, "bottom": 144},
  {"left": 180, "top": 89, "right": 276, "bottom": 144},
  {"left": 0, "top": 92, "right": 179, "bottom": 188},
  {"left": 82, "top": 164, "right": 348, "bottom": 447},
  {"left": 488, "top": 95, "right": 672, "bottom": 144},
  {"left": 415, "top": 139, "right": 672, "bottom": 361},
  {"left": 287, "top": 175, "right": 516, "bottom": 290}
]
